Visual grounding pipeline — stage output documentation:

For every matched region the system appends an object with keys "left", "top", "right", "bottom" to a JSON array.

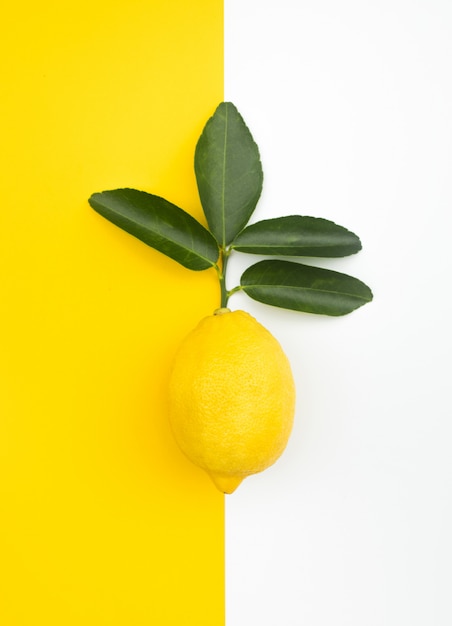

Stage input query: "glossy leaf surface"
[
  {"left": 194, "top": 102, "right": 263, "bottom": 247},
  {"left": 89, "top": 189, "right": 219, "bottom": 271},
  {"left": 241, "top": 259, "right": 373, "bottom": 316},
  {"left": 232, "top": 215, "right": 362, "bottom": 257}
]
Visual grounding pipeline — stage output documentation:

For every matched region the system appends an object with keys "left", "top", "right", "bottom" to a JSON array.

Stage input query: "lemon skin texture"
[{"left": 168, "top": 309, "right": 296, "bottom": 493}]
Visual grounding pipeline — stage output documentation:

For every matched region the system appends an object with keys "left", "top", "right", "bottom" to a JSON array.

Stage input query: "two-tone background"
[{"left": 2, "top": 2, "right": 451, "bottom": 624}]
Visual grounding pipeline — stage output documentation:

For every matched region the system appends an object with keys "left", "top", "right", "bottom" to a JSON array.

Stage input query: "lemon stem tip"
[{"left": 208, "top": 472, "right": 244, "bottom": 494}]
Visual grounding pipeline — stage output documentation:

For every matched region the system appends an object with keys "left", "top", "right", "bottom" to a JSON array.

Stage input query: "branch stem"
[{"left": 219, "top": 248, "right": 230, "bottom": 308}]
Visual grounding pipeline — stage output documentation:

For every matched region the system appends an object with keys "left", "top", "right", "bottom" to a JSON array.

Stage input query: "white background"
[{"left": 225, "top": 1, "right": 452, "bottom": 624}]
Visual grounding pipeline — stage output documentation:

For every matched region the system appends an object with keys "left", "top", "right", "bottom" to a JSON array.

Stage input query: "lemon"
[{"left": 168, "top": 308, "right": 296, "bottom": 493}]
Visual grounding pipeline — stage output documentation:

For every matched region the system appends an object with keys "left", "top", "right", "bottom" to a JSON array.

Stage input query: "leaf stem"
[{"left": 227, "top": 285, "right": 243, "bottom": 298}]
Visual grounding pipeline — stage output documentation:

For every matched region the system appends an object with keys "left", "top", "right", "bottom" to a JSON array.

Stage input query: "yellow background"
[{"left": 1, "top": 1, "right": 224, "bottom": 623}]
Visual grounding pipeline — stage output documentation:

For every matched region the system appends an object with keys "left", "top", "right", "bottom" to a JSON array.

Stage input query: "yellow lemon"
[{"left": 168, "top": 308, "right": 296, "bottom": 493}]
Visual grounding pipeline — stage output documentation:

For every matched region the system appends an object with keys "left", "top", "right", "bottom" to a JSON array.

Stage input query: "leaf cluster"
[{"left": 89, "top": 102, "right": 372, "bottom": 316}]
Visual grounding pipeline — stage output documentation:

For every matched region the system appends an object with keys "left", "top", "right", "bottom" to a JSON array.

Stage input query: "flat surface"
[
  {"left": 225, "top": 1, "right": 452, "bottom": 624},
  {"left": 0, "top": 2, "right": 224, "bottom": 624}
]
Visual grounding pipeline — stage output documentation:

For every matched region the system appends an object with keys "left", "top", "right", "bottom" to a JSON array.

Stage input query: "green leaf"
[
  {"left": 194, "top": 102, "right": 263, "bottom": 247},
  {"left": 88, "top": 189, "right": 219, "bottom": 271},
  {"left": 240, "top": 260, "right": 373, "bottom": 316},
  {"left": 232, "top": 216, "right": 362, "bottom": 257}
]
